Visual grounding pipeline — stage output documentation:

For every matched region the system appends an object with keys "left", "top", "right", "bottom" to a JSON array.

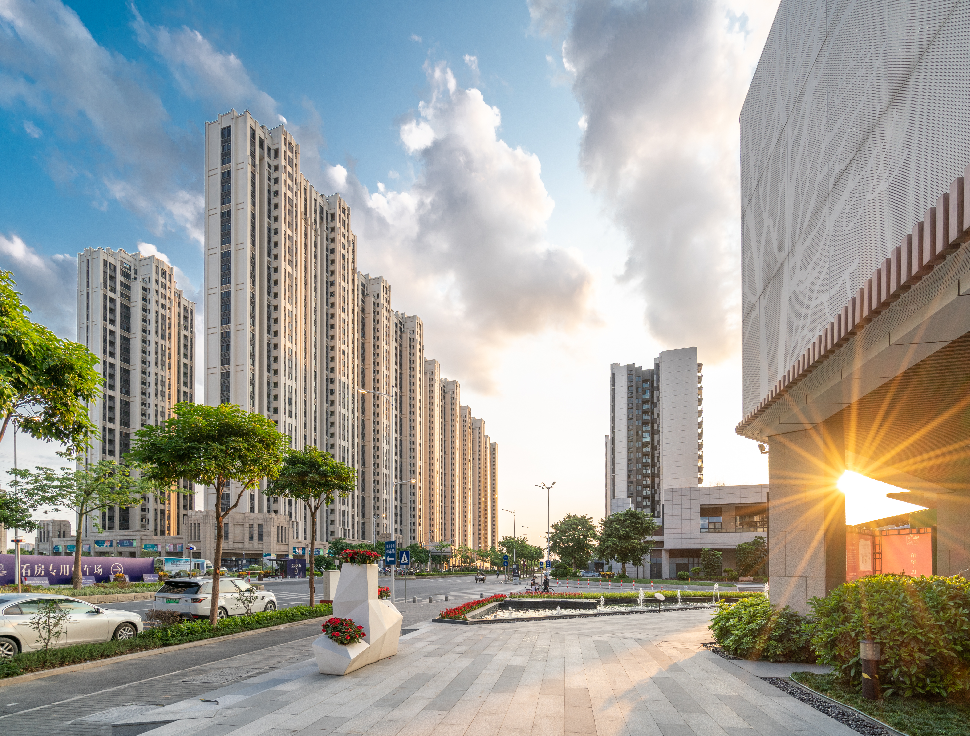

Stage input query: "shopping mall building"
[{"left": 738, "top": 1, "right": 970, "bottom": 612}]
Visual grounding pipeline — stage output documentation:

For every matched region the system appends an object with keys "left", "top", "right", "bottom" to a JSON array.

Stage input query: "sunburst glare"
[{"left": 837, "top": 470, "right": 928, "bottom": 525}]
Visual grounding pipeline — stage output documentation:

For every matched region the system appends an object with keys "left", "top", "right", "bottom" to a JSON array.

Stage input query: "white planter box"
[{"left": 312, "top": 634, "right": 370, "bottom": 675}]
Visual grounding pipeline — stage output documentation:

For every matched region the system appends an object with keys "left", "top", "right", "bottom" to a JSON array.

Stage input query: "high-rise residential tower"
[
  {"left": 203, "top": 109, "right": 360, "bottom": 544},
  {"left": 606, "top": 348, "right": 703, "bottom": 519},
  {"left": 423, "top": 359, "right": 444, "bottom": 544},
  {"left": 395, "top": 313, "right": 425, "bottom": 546},
  {"left": 76, "top": 246, "right": 196, "bottom": 551}
]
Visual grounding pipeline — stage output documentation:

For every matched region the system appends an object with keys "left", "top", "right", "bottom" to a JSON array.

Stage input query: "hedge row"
[
  {"left": 0, "top": 603, "right": 332, "bottom": 679},
  {"left": 710, "top": 574, "right": 970, "bottom": 699},
  {"left": 509, "top": 591, "right": 758, "bottom": 602}
]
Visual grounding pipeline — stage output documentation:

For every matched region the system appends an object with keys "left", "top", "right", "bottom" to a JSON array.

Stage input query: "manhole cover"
[{"left": 181, "top": 667, "right": 266, "bottom": 684}]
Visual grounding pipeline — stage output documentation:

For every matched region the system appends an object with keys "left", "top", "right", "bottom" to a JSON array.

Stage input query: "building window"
[{"left": 258, "top": 524, "right": 264, "bottom": 542}]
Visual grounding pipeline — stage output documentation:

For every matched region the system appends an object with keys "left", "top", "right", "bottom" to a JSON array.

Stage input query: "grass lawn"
[{"left": 792, "top": 672, "right": 970, "bottom": 736}]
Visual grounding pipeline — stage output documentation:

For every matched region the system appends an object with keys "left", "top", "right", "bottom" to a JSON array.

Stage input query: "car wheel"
[
  {"left": 217, "top": 607, "right": 229, "bottom": 619},
  {"left": 0, "top": 636, "right": 19, "bottom": 658},
  {"left": 263, "top": 600, "right": 277, "bottom": 612},
  {"left": 113, "top": 623, "right": 137, "bottom": 641}
]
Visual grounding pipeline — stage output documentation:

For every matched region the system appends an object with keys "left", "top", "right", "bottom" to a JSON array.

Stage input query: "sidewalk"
[{"left": 103, "top": 609, "right": 854, "bottom": 736}]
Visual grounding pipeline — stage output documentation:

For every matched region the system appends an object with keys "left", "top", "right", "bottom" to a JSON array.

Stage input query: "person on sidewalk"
[{"left": 542, "top": 575, "right": 550, "bottom": 593}]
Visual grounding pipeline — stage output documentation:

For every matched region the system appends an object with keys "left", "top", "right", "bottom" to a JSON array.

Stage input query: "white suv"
[{"left": 153, "top": 578, "right": 277, "bottom": 619}]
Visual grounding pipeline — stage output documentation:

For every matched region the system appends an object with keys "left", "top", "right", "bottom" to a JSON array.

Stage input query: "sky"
[{"left": 0, "top": 0, "right": 783, "bottom": 549}]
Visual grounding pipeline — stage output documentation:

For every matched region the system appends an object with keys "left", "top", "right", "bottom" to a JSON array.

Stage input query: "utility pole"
[
  {"left": 535, "top": 482, "right": 556, "bottom": 575},
  {"left": 13, "top": 419, "right": 21, "bottom": 593}
]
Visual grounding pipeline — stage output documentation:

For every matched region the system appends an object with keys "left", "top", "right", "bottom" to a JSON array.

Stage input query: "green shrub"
[
  {"left": 709, "top": 594, "right": 813, "bottom": 662},
  {"left": 551, "top": 561, "right": 572, "bottom": 578},
  {"left": 722, "top": 568, "right": 738, "bottom": 581},
  {"left": 689, "top": 567, "right": 702, "bottom": 578},
  {"left": 700, "top": 549, "right": 722, "bottom": 580},
  {"left": 677, "top": 571, "right": 690, "bottom": 581},
  {"left": 809, "top": 574, "right": 970, "bottom": 698}
]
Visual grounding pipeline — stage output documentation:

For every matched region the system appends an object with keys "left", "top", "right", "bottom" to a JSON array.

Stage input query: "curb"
[
  {"left": 0, "top": 617, "right": 324, "bottom": 688},
  {"left": 786, "top": 675, "right": 910, "bottom": 736}
]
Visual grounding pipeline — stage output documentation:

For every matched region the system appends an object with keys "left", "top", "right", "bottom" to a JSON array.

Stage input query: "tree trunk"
[
  {"left": 73, "top": 510, "right": 84, "bottom": 589},
  {"left": 621, "top": 561, "right": 627, "bottom": 577},
  {"left": 211, "top": 512, "right": 223, "bottom": 627},
  {"left": 307, "top": 507, "right": 317, "bottom": 606}
]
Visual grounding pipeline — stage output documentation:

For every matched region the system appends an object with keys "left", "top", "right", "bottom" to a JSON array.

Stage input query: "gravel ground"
[{"left": 764, "top": 677, "right": 895, "bottom": 736}]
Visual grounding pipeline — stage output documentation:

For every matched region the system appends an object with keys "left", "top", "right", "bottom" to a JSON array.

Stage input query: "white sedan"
[
  {"left": 153, "top": 578, "right": 277, "bottom": 619},
  {"left": 0, "top": 593, "right": 143, "bottom": 658}
]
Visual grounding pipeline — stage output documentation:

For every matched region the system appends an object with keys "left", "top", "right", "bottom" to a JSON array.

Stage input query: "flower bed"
[
  {"left": 378, "top": 586, "right": 390, "bottom": 600},
  {"left": 439, "top": 594, "right": 506, "bottom": 620},
  {"left": 508, "top": 591, "right": 758, "bottom": 602},
  {"left": 338, "top": 548, "right": 381, "bottom": 565},
  {"left": 322, "top": 617, "right": 366, "bottom": 645}
]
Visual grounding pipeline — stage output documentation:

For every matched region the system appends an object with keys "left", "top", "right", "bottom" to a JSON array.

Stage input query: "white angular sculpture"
[{"left": 312, "top": 563, "right": 402, "bottom": 675}]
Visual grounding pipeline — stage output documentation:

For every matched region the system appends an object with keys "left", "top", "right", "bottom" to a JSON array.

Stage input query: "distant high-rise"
[
  {"left": 606, "top": 348, "right": 703, "bottom": 519},
  {"left": 77, "top": 246, "right": 196, "bottom": 552}
]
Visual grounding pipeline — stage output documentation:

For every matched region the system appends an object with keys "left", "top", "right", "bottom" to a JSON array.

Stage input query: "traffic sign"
[
  {"left": 503, "top": 554, "right": 509, "bottom": 566},
  {"left": 399, "top": 549, "right": 411, "bottom": 566},
  {"left": 384, "top": 540, "right": 397, "bottom": 566},
  {"left": 545, "top": 560, "right": 552, "bottom": 569}
]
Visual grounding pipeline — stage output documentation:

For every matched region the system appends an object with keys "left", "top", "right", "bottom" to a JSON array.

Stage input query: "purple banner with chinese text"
[{"left": 0, "top": 554, "right": 156, "bottom": 585}]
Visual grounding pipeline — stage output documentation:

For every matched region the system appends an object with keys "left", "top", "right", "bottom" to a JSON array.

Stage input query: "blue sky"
[{"left": 0, "top": 0, "right": 779, "bottom": 544}]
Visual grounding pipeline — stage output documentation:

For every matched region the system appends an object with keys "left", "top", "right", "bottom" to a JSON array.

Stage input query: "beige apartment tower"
[
  {"left": 76, "top": 247, "right": 196, "bottom": 553},
  {"left": 203, "top": 109, "right": 361, "bottom": 551}
]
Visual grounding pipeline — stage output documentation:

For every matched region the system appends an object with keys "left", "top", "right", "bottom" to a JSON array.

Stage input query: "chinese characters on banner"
[{"left": 0, "top": 554, "right": 156, "bottom": 585}]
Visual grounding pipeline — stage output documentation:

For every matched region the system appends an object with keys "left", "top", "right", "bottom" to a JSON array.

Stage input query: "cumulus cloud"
[
  {"left": 0, "top": 233, "right": 76, "bottom": 338},
  {"left": 137, "top": 241, "right": 201, "bottom": 306},
  {"left": 321, "top": 61, "right": 593, "bottom": 388},
  {"left": 530, "top": 0, "right": 776, "bottom": 364},
  {"left": 0, "top": 0, "right": 203, "bottom": 243},
  {"left": 131, "top": 7, "right": 278, "bottom": 124}
]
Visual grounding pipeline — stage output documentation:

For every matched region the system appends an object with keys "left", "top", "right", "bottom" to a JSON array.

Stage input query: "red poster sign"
[{"left": 880, "top": 530, "right": 932, "bottom": 578}]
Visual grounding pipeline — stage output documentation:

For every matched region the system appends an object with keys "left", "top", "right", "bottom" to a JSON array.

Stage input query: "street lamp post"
[
  {"left": 535, "top": 482, "right": 556, "bottom": 576},
  {"left": 12, "top": 419, "right": 21, "bottom": 593}
]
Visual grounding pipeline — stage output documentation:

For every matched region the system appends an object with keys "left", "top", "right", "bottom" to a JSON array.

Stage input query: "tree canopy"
[
  {"left": 0, "top": 271, "right": 101, "bottom": 456},
  {"left": 129, "top": 402, "right": 289, "bottom": 624},
  {"left": 0, "top": 489, "right": 37, "bottom": 533},
  {"left": 549, "top": 513, "right": 598, "bottom": 569},
  {"left": 7, "top": 460, "right": 157, "bottom": 587},
  {"left": 597, "top": 508, "right": 658, "bottom": 577},
  {"left": 265, "top": 446, "right": 355, "bottom": 605}
]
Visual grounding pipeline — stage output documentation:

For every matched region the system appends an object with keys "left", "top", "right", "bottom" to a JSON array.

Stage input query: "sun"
[{"left": 836, "top": 471, "right": 928, "bottom": 526}]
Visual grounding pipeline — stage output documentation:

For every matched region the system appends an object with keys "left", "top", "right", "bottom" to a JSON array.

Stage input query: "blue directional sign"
[
  {"left": 545, "top": 560, "right": 552, "bottom": 569},
  {"left": 399, "top": 549, "right": 411, "bottom": 566},
  {"left": 503, "top": 554, "right": 509, "bottom": 566},
  {"left": 384, "top": 540, "right": 397, "bottom": 566}
]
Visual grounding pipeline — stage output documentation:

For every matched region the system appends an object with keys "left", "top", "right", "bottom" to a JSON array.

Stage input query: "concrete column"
[
  {"left": 936, "top": 493, "right": 970, "bottom": 576},
  {"left": 767, "top": 414, "right": 846, "bottom": 614},
  {"left": 661, "top": 548, "right": 670, "bottom": 579}
]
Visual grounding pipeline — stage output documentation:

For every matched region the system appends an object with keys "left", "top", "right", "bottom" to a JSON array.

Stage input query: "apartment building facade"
[
  {"left": 76, "top": 247, "right": 196, "bottom": 554},
  {"left": 606, "top": 348, "right": 703, "bottom": 519},
  {"left": 200, "top": 109, "right": 498, "bottom": 561},
  {"left": 34, "top": 520, "right": 73, "bottom": 556}
]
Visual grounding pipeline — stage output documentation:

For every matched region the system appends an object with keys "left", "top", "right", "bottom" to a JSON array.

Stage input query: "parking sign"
[{"left": 384, "top": 540, "right": 397, "bottom": 566}]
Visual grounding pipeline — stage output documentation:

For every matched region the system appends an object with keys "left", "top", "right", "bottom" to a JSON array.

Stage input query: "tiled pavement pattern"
[{"left": 105, "top": 610, "right": 855, "bottom": 736}]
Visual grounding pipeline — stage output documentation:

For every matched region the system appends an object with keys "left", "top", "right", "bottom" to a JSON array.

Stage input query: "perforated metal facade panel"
[{"left": 740, "top": 0, "right": 970, "bottom": 415}]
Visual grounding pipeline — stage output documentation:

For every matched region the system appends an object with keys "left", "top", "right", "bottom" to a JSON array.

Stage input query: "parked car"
[
  {"left": 152, "top": 578, "right": 277, "bottom": 619},
  {"left": 579, "top": 571, "right": 600, "bottom": 577},
  {"left": 0, "top": 593, "right": 143, "bottom": 658}
]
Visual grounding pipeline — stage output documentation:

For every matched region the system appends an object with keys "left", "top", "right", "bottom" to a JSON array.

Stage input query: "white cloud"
[
  {"left": 530, "top": 0, "right": 778, "bottom": 364},
  {"left": 463, "top": 54, "right": 479, "bottom": 73},
  {"left": 410, "top": 34, "right": 422, "bottom": 43},
  {"left": 131, "top": 7, "right": 279, "bottom": 124},
  {"left": 22, "top": 119, "right": 40, "bottom": 137},
  {"left": 0, "top": 232, "right": 76, "bottom": 338},
  {"left": 137, "top": 241, "right": 201, "bottom": 306},
  {"left": 0, "top": 0, "right": 203, "bottom": 243},
  {"left": 322, "top": 61, "right": 593, "bottom": 389}
]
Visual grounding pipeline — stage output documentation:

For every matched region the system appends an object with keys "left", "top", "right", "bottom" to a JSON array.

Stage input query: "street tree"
[
  {"left": 264, "top": 446, "right": 356, "bottom": 606},
  {"left": 597, "top": 508, "right": 658, "bottom": 577},
  {"left": 405, "top": 542, "right": 430, "bottom": 567},
  {"left": 7, "top": 460, "right": 157, "bottom": 588},
  {"left": 0, "top": 271, "right": 101, "bottom": 456},
  {"left": 549, "top": 513, "right": 598, "bottom": 570},
  {"left": 736, "top": 536, "right": 768, "bottom": 577},
  {"left": 129, "top": 402, "right": 289, "bottom": 626},
  {"left": 0, "top": 488, "right": 37, "bottom": 534}
]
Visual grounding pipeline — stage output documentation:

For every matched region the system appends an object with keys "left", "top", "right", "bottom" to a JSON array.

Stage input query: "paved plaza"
[{"left": 95, "top": 609, "right": 851, "bottom": 736}]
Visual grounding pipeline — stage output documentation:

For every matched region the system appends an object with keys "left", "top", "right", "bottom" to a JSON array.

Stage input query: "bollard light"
[{"left": 860, "top": 640, "right": 881, "bottom": 700}]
